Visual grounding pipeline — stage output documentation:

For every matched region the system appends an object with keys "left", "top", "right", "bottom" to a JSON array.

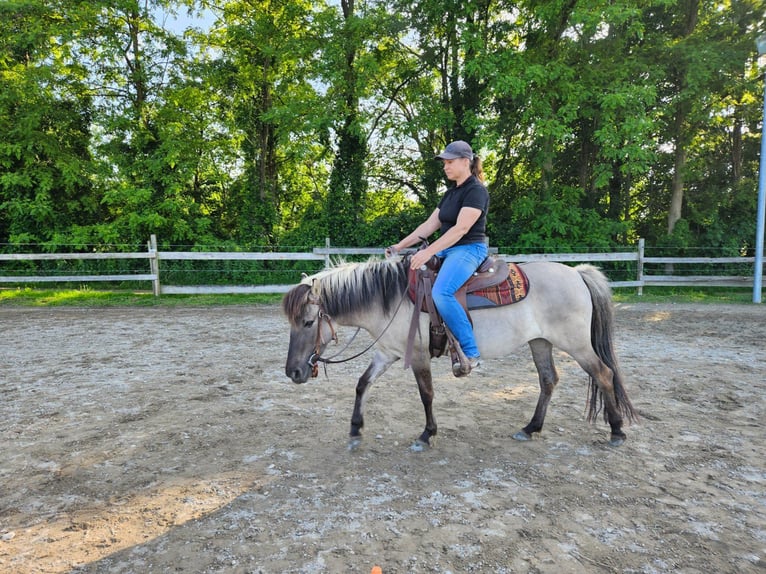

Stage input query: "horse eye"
[{"left": 303, "top": 320, "right": 315, "bottom": 328}]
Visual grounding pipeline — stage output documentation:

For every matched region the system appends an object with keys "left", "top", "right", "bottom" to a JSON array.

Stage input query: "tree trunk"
[
  {"left": 667, "top": 139, "right": 686, "bottom": 236},
  {"left": 666, "top": 0, "right": 699, "bottom": 240},
  {"left": 326, "top": 0, "right": 367, "bottom": 246},
  {"left": 732, "top": 116, "right": 742, "bottom": 183}
]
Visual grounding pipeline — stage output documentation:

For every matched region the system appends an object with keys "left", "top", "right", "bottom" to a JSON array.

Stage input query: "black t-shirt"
[{"left": 437, "top": 175, "right": 489, "bottom": 245}]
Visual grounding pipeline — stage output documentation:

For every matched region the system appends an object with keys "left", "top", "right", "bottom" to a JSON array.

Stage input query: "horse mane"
[{"left": 282, "top": 258, "right": 408, "bottom": 326}]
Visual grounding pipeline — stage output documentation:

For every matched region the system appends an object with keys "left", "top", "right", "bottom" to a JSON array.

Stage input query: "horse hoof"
[
  {"left": 609, "top": 435, "right": 626, "bottom": 447},
  {"left": 348, "top": 436, "right": 363, "bottom": 452},
  {"left": 410, "top": 439, "right": 430, "bottom": 452},
  {"left": 513, "top": 430, "right": 532, "bottom": 441}
]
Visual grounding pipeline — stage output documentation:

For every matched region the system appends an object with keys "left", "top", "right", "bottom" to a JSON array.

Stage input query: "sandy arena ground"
[{"left": 0, "top": 302, "right": 764, "bottom": 573}]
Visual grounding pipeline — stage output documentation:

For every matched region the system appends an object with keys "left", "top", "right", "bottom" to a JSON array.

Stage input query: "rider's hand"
[
  {"left": 384, "top": 245, "right": 398, "bottom": 258},
  {"left": 409, "top": 250, "right": 432, "bottom": 270}
]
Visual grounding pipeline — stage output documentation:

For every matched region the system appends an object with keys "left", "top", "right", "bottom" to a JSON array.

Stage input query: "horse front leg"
[
  {"left": 410, "top": 360, "right": 437, "bottom": 452},
  {"left": 348, "top": 350, "right": 396, "bottom": 451},
  {"left": 514, "top": 338, "right": 559, "bottom": 441}
]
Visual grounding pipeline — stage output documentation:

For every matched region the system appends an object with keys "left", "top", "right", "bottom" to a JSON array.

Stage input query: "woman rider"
[{"left": 387, "top": 140, "right": 489, "bottom": 376}]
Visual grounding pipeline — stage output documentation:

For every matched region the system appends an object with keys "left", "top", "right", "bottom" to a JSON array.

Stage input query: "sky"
[{"left": 153, "top": 6, "right": 216, "bottom": 34}]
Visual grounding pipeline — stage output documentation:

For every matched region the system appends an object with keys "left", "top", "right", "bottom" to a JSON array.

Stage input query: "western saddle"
[{"left": 405, "top": 252, "right": 510, "bottom": 375}]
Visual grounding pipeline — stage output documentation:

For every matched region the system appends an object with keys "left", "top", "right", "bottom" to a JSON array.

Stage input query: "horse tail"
[{"left": 576, "top": 264, "right": 639, "bottom": 425}]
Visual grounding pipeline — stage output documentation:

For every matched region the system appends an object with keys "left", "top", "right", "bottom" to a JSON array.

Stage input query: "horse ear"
[{"left": 301, "top": 272, "right": 308, "bottom": 280}]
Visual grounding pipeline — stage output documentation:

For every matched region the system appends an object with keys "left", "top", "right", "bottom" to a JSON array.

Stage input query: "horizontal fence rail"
[
  {"left": 0, "top": 250, "right": 158, "bottom": 285},
  {"left": 0, "top": 236, "right": 762, "bottom": 298}
]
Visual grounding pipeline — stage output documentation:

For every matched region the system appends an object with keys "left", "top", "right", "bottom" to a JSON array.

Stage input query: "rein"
[{"left": 308, "top": 289, "right": 408, "bottom": 377}]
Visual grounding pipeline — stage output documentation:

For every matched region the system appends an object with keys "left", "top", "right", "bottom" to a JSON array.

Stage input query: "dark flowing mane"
[{"left": 282, "top": 258, "right": 408, "bottom": 326}]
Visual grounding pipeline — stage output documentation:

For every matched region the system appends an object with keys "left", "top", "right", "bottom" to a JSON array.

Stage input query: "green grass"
[
  {"left": 612, "top": 286, "right": 755, "bottom": 304},
  {"left": 0, "top": 285, "right": 759, "bottom": 307},
  {"left": 0, "top": 287, "right": 283, "bottom": 307}
]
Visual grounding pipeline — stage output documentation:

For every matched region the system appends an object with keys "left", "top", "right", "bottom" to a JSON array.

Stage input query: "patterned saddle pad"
[
  {"left": 407, "top": 262, "right": 530, "bottom": 310},
  {"left": 465, "top": 262, "right": 529, "bottom": 309}
]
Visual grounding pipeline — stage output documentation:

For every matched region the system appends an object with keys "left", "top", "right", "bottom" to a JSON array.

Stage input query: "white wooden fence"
[{"left": 0, "top": 236, "right": 760, "bottom": 296}]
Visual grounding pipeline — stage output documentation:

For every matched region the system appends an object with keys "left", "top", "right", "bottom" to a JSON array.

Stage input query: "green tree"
[
  {"left": 48, "top": 0, "right": 217, "bottom": 247},
  {"left": 209, "top": 0, "right": 329, "bottom": 246},
  {"left": 0, "top": 1, "right": 100, "bottom": 246},
  {"left": 0, "top": 0, "right": 764, "bottom": 256},
  {"left": 384, "top": 0, "right": 496, "bottom": 207},
  {"left": 322, "top": 0, "right": 370, "bottom": 246}
]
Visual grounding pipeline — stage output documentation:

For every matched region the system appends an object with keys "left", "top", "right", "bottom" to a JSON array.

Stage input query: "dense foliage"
[{"left": 1, "top": 0, "right": 764, "bottom": 253}]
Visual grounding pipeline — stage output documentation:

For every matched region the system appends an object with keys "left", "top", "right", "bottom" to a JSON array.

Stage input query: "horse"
[{"left": 282, "top": 257, "right": 638, "bottom": 450}]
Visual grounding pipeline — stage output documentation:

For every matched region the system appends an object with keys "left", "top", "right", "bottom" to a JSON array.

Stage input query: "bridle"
[
  {"left": 307, "top": 308, "right": 339, "bottom": 377},
  {"left": 306, "top": 290, "right": 408, "bottom": 378}
]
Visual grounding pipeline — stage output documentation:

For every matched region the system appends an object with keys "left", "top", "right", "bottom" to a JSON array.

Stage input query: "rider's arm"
[
  {"left": 390, "top": 208, "right": 442, "bottom": 252},
  {"left": 408, "top": 206, "right": 482, "bottom": 269}
]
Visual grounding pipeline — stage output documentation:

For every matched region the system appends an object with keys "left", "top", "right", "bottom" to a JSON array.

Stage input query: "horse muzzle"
[
  {"left": 286, "top": 356, "right": 317, "bottom": 384},
  {"left": 287, "top": 367, "right": 310, "bottom": 384}
]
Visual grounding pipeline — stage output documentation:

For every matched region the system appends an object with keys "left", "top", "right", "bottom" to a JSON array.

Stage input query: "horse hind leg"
[
  {"left": 514, "top": 338, "right": 559, "bottom": 441},
  {"left": 576, "top": 353, "right": 627, "bottom": 446}
]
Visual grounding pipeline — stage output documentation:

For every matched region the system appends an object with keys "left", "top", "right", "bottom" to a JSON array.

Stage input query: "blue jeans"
[{"left": 432, "top": 242, "right": 488, "bottom": 359}]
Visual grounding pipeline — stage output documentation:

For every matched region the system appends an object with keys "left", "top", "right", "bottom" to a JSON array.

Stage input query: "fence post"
[
  {"left": 324, "top": 237, "right": 331, "bottom": 269},
  {"left": 148, "top": 234, "right": 160, "bottom": 296},
  {"left": 637, "top": 238, "right": 645, "bottom": 296}
]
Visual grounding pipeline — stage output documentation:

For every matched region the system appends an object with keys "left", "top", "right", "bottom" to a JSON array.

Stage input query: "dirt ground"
[{"left": 0, "top": 301, "right": 764, "bottom": 574}]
